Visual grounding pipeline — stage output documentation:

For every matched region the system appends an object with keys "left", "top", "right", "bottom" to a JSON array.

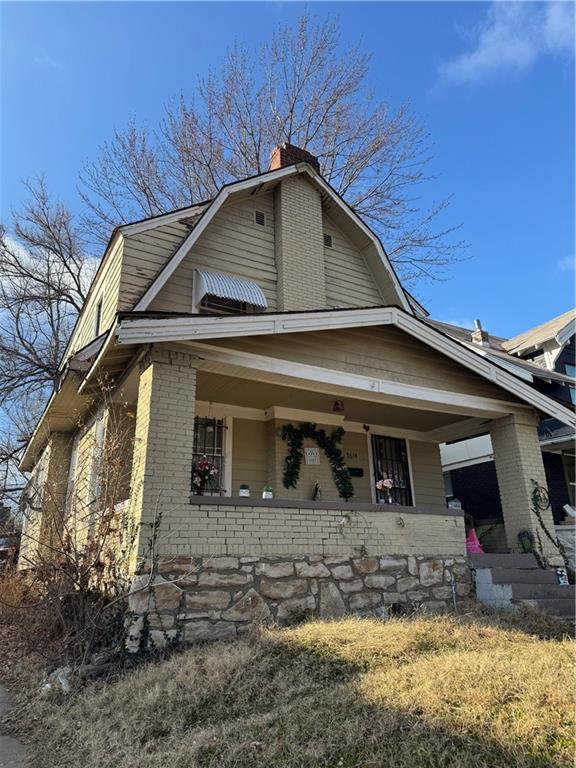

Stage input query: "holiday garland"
[{"left": 280, "top": 422, "right": 354, "bottom": 500}]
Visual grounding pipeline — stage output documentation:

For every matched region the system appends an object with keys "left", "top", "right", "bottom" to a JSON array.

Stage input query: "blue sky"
[{"left": 1, "top": 1, "right": 574, "bottom": 338}]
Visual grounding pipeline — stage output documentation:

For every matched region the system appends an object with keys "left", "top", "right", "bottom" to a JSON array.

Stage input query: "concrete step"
[
  {"left": 489, "top": 567, "right": 559, "bottom": 585},
  {"left": 469, "top": 553, "right": 540, "bottom": 570},
  {"left": 516, "top": 598, "right": 575, "bottom": 618},
  {"left": 510, "top": 583, "right": 575, "bottom": 600}
]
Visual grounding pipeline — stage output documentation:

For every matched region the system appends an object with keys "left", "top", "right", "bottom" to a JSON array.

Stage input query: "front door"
[{"left": 371, "top": 435, "right": 413, "bottom": 506}]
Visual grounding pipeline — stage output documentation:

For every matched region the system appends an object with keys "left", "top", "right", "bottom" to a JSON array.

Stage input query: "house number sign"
[{"left": 304, "top": 447, "right": 321, "bottom": 465}]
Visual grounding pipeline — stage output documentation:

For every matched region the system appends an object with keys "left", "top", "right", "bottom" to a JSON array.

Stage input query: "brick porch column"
[
  {"left": 129, "top": 347, "right": 197, "bottom": 557},
  {"left": 33, "top": 433, "right": 73, "bottom": 562},
  {"left": 490, "top": 412, "right": 557, "bottom": 556}
]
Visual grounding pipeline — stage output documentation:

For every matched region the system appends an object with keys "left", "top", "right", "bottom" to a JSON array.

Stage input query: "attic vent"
[
  {"left": 323, "top": 233, "right": 333, "bottom": 248},
  {"left": 254, "top": 210, "right": 266, "bottom": 226}
]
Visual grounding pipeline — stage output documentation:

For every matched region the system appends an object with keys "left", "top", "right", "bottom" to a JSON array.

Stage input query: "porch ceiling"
[{"left": 196, "top": 370, "right": 486, "bottom": 440}]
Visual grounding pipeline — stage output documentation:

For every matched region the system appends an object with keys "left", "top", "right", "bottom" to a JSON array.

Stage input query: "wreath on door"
[{"left": 281, "top": 422, "right": 354, "bottom": 500}]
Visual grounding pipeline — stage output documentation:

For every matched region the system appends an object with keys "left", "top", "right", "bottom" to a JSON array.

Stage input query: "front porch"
[
  {"left": 83, "top": 318, "right": 571, "bottom": 644},
  {"left": 119, "top": 341, "right": 558, "bottom": 561}
]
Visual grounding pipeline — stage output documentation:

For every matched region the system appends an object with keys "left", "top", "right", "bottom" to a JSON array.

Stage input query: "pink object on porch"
[{"left": 466, "top": 528, "right": 484, "bottom": 555}]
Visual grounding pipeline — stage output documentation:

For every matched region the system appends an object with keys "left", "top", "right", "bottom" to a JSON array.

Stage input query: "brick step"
[
  {"left": 516, "top": 598, "right": 575, "bottom": 618},
  {"left": 489, "top": 567, "right": 559, "bottom": 585},
  {"left": 510, "top": 583, "right": 575, "bottom": 600},
  {"left": 469, "top": 553, "right": 540, "bottom": 570}
]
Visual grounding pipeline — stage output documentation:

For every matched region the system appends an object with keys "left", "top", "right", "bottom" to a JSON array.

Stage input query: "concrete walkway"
[{"left": 0, "top": 685, "right": 27, "bottom": 767}]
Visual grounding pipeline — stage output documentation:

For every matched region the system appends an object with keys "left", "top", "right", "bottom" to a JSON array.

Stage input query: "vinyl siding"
[
  {"left": 323, "top": 213, "right": 384, "bottom": 308},
  {"left": 149, "top": 192, "right": 277, "bottom": 313},
  {"left": 121, "top": 222, "right": 191, "bottom": 310},
  {"left": 208, "top": 326, "right": 521, "bottom": 402},
  {"left": 67, "top": 236, "right": 123, "bottom": 355},
  {"left": 231, "top": 418, "right": 269, "bottom": 496},
  {"left": 409, "top": 441, "right": 447, "bottom": 511}
]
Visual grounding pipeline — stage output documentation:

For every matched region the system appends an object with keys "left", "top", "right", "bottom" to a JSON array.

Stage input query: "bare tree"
[
  {"left": 0, "top": 177, "right": 95, "bottom": 497},
  {"left": 80, "top": 14, "right": 465, "bottom": 281}
]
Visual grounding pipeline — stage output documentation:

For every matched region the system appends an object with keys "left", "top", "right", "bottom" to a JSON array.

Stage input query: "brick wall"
[
  {"left": 144, "top": 499, "right": 465, "bottom": 558},
  {"left": 274, "top": 175, "right": 326, "bottom": 310}
]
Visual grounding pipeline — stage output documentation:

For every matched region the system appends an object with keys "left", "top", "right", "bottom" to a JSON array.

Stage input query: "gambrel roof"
[{"left": 127, "top": 162, "right": 413, "bottom": 314}]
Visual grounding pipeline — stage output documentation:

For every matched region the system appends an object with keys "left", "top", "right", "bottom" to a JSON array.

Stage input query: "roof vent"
[
  {"left": 323, "top": 233, "right": 333, "bottom": 248},
  {"left": 472, "top": 319, "right": 490, "bottom": 346},
  {"left": 254, "top": 210, "right": 266, "bottom": 226}
]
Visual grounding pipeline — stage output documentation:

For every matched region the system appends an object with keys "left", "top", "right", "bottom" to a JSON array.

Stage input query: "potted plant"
[
  {"left": 262, "top": 485, "right": 274, "bottom": 499},
  {"left": 191, "top": 455, "right": 218, "bottom": 495},
  {"left": 239, "top": 483, "right": 251, "bottom": 497}
]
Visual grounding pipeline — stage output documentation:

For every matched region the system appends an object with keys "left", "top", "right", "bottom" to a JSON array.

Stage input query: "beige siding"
[
  {"left": 209, "top": 326, "right": 520, "bottom": 401},
  {"left": 323, "top": 213, "right": 385, "bottom": 308},
  {"left": 68, "top": 237, "right": 123, "bottom": 355},
  {"left": 267, "top": 420, "right": 372, "bottom": 503},
  {"left": 409, "top": 441, "right": 447, "bottom": 511},
  {"left": 149, "top": 192, "right": 278, "bottom": 313},
  {"left": 121, "top": 222, "right": 190, "bottom": 310},
  {"left": 231, "top": 419, "right": 269, "bottom": 495}
]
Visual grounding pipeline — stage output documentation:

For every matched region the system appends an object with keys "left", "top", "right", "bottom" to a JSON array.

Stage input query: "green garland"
[{"left": 280, "top": 422, "right": 354, "bottom": 500}]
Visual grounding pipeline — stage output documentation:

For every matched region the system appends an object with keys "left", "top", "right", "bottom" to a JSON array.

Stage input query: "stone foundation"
[{"left": 127, "top": 554, "right": 472, "bottom": 649}]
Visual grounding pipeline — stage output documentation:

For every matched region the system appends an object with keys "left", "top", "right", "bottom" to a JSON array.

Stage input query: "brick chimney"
[
  {"left": 471, "top": 319, "right": 490, "bottom": 346},
  {"left": 269, "top": 143, "right": 320, "bottom": 174}
]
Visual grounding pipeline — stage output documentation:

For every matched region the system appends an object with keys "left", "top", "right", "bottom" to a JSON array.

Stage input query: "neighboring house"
[
  {"left": 18, "top": 144, "right": 575, "bottom": 641},
  {"left": 439, "top": 311, "right": 575, "bottom": 555}
]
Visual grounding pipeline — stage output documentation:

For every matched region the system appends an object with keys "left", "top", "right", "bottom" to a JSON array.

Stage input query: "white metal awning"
[{"left": 194, "top": 269, "right": 268, "bottom": 309}]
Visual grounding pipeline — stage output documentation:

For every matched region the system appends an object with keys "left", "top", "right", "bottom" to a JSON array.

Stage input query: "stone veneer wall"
[{"left": 127, "top": 553, "right": 472, "bottom": 649}]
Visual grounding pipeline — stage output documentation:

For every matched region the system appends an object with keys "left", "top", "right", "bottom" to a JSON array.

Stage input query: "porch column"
[
  {"left": 28, "top": 433, "right": 73, "bottom": 564},
  {"left": 490, "top": 411, "right": 556, "bottom": 556},
  {"left": 129, "top": 347, "right": 197, "bottom": 554}
]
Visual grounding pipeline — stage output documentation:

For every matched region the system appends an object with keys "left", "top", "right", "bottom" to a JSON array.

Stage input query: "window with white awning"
[{"left": 193, "top": 269, "right": 268, "bottom": 314}]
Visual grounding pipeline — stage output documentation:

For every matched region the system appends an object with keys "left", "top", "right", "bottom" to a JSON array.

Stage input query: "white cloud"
[
  {"left": 438, "top": 2, "right": 574, "bottom": 86},
  {"left": 557, "top": 255, "right": 575, "bottom": 271},
  {"left": 33, "top": 54, "right": 63, "bottom": 70}
]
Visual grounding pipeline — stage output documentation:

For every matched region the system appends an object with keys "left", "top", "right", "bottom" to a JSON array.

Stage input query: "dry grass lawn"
[{"left": 13, "top": 613, "right": 576, "bottom": 768}]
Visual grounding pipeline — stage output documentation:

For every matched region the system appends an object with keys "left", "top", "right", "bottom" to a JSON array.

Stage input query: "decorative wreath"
[{"left": 280, "top": 422, "right": 354, "bottom": 500}]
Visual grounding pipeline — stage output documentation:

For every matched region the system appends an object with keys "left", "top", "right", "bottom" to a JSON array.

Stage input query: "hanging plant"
[{"left": 280, "top": 422, "right": 354, "bottom": 500}]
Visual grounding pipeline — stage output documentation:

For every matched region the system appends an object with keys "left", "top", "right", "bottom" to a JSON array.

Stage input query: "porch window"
[
  {"left": 192, "top": 416, "right": 226, "bottom": 495},
  {"left": 372, "top": 435, "right": 413, "bottom": 506}
]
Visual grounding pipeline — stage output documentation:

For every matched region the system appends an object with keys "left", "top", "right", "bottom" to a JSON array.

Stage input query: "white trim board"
[
  {"left": 184, "top": 341, "right": 530, "bottom": 419},
  {"left": 116, "top": 305, "right": 576, "bottom": 427}
]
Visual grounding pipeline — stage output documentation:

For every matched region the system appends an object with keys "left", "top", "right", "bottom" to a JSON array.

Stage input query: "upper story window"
[
  {"left": 193, "top": 269, "right": 267, "bottom": 315},
  {"left": 94, "top": 298, "right": 103, "bottom": 337},
  {"left": 565, "top": 364, "right": 576, "bottom": 404}
]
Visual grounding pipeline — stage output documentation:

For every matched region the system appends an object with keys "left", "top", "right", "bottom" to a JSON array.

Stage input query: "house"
[
  {"left": 18, "top": 144, "right": 576, "bottom": 642},
  {"left": 439, "top": 310, "right": 575, "bottom": 561}
]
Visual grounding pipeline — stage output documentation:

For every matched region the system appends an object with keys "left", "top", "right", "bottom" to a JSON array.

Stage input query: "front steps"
[{"left": 470, "top": 553, "right": 575, "bottom": 620}]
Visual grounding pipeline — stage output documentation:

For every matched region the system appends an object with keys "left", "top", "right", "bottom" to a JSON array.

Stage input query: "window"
[
  {"left": 192, "top": 416, "right": 226, "bottom": 495},
  {"left": 254, "top": 210, "right": 266, "bottom": 226},
  {"left": 323, "top": 233, "right": 333, "bottom": 248},
  {"left": 564, "top": 364, "right": 575, "bottom": 404},
  {"left": 371, "top": 435, "right": 413, "bottom": 506},
  {"left": 200, "top": 295, "right": 258, "bottom": 315},
  {"left": 94, "top": 298, "right": 103, "bottom": 337},
  {"left": 562, "top": 451, "right": 575, "bottom": 506}
]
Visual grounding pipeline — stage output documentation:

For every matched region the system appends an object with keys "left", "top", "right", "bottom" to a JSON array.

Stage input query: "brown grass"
[{"left": 7, "top": 612, "right": 576, "bottom": 768}]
